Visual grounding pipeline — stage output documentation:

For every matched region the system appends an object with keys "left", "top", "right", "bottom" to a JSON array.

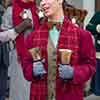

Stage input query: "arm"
[
  {"left": 21, "top": 32, "right": 34, "bottom": 81},
  {"left": 0, "top": 29, "right": 17, "bottom": 42},
  {"left": 22, "top": 47, "right": 33, "bottom": 81},
  {"left": 22, "top": 31, "right": 46, "bottom": 81},
  {"left": 86, "top": 23, "right": 97, "bottom": 34},
  {"left": 72, "top": 30, "right": 96, "bottom": 85},
  {"left": 0, "top": 18, "right": 32, "bottom": 42}
]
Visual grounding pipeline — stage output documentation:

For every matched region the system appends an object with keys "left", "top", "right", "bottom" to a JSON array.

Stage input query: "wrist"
[
  {"left": 33, "top": 58, "right": 45, "bottom": 63},
  {"left": 33, "top": 59, "right": 42, "bottom": 63}
]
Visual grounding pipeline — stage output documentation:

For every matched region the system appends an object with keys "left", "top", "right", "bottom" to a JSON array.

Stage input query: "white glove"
[
  {"left": 96, "top": 24, "right": 100, "bottom": 33},
  {"left": 38, "top": 10, "right": 44, "bottom": 19},
  {"left": 0, "top": 28, "right": 18, "bottom": 42}
]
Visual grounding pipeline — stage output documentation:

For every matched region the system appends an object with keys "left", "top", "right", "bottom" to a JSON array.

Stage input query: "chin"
[{"left": 44, "top": 13, "right": 52, "bottom": 18}]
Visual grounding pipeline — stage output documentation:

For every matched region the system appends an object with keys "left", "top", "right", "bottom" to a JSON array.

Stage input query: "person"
[
  {"left": 0, "top": 4, "right": 10, "bottom": 100},
  {"left": 13, "top": 0, "right": 40, "bottom": 64},
  {"left": 0, "top": 4, "right": 32, "bottom": 100},
  {"left": 2, "top": 0, "right": 39, "bottom": 100},
  {"left": 86, "top": 11, "right": 100, "bottom": 96},
  {"left": 22, "top": 0, "right": 96, "bottom": 100},
  {"left": 11, "top": 0, "right": 39, "bottom": 99},
  {"left": 0, "top": 0, "right": 39, "bottom": 100}
]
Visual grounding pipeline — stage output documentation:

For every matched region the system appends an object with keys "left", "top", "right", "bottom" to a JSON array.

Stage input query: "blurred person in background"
[
  {"left": 0, "top": 0, "right": 40, "bottom": 100},
  {"left": 86, "top": 11, "right": 100, "bottom": 96},
  {"left": 12, "top": 0, "right": 40, "bottom": 99},
  {"left": 0, "top": 4, "right": 4, "bottom": 25},
  {"left": 0, "top": 3, "right": 8, "bottom": 100}
]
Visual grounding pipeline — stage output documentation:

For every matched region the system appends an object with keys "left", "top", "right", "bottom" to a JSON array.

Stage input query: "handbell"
[
  {"left": 59, "top": 49, "right": 72, "bottom": 64},
  {"left": 28, "top": 48, "right": 41, "bottom": 61}
]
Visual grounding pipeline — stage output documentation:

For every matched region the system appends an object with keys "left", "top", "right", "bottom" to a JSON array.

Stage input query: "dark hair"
[{"left": 62, "top": 0, "right": 74, "bottom": 10}]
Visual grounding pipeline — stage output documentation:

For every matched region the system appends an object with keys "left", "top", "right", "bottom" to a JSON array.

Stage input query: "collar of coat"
[
  {"left": 26, "top": 16, "right": 79, "bottom": 50},
  {"left": 40, "top": 16, "right": 75, "bottom": 33}
]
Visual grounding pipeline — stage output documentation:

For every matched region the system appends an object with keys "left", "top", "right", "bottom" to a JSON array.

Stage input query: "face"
[{"left": 40, "top": 0, "right": 61, "bottom": 18}]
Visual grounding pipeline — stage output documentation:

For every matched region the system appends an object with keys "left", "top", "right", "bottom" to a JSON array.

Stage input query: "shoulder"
[
  {"left": 5, "top": 6, "right": 12, "bottom": 16},
  {"left": 77, "top": 27, "right": 93, "bottom": 46},
  {"left": 95, "top": 11, "right": 100, "bottom": 16},
  {"left": 63, "top": 16, "right": 79, "bottom": 33},
  {"left": 90, "top": 11, "right": 100, "bottom": 22},
  {"left": 75, "top": 26, "right": 92, "bottom": 40},
  {"left": 67, "top": 20, "right": 91, "bottom": 39},
  {"left": 25, "top": 23, "right": 47, "bottom": 48}
]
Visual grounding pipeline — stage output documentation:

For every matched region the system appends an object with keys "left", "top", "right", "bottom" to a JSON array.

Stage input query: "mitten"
[
  {"left": 58, "top": 64, "right": 74, "bottom": 80},
  {"left": 33, "top": 61, "right": 46, "bottom": 77}
]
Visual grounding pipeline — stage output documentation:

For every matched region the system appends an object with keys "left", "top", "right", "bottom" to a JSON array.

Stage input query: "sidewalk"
[{"left": 84, "top": 94, "right": 100, "bottom": 100}]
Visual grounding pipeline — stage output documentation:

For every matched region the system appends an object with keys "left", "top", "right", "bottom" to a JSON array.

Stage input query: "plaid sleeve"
[{"left": 72, "top": 29, "right": 96, "bottom": 85}]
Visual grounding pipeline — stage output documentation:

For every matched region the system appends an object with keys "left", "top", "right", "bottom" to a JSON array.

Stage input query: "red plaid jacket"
[
  {"left": 22, "top": 16, "right": 96, "bottom": 100},
  {"left": 13, "top": 0, "right": 40, "bottom": 62}
]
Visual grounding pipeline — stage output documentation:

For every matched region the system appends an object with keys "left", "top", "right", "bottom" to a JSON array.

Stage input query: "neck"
[{"left": 49, "top": 8, "right": 64, "bottom": 22}]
